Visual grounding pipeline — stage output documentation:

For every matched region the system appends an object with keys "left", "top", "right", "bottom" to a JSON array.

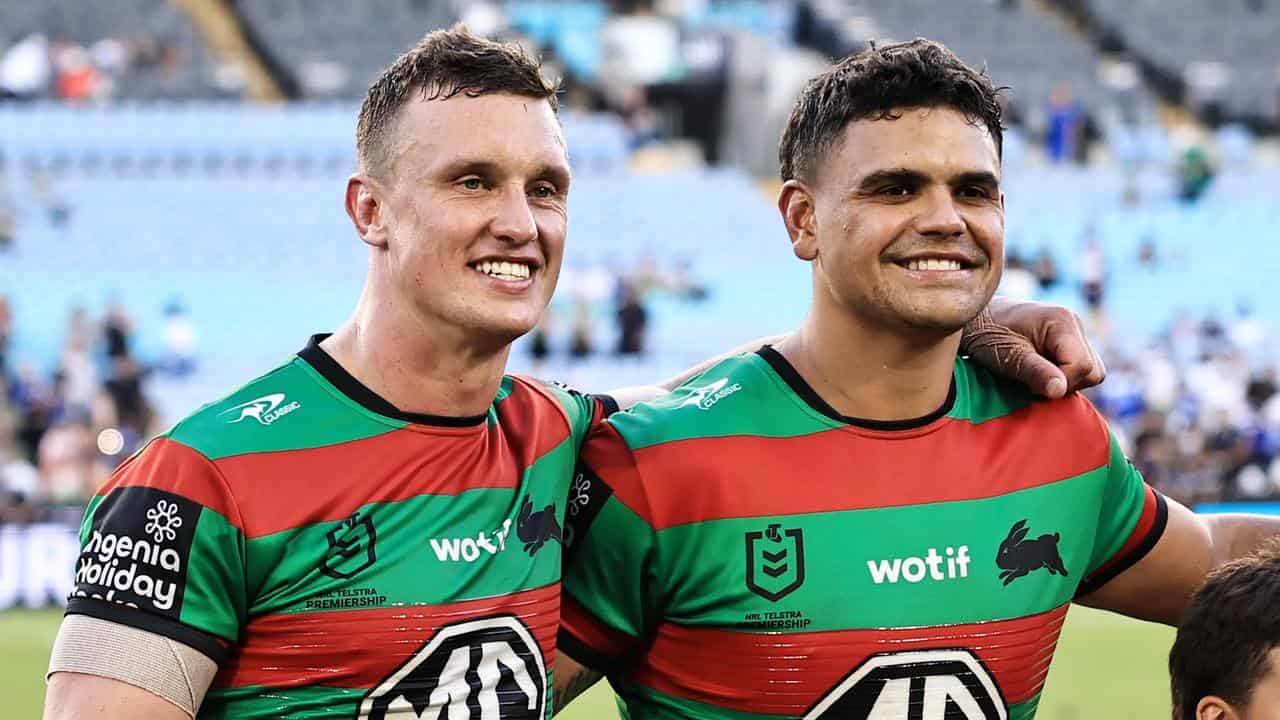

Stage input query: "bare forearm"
[
  {"left": 604, "top": 333, "right": 790, "bottom": 410},
  {"left": 552, "top": 653, "right": 604, "bottom": 712},
  {"left": 1205, "top": 513, "right": 1280, "bottom": 567}
]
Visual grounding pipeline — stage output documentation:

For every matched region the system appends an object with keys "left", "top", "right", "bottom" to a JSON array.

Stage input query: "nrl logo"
[
  {"left": 679, "top": 378, "right": 742, "bottom": 411},
  {"left": 745, "top": 523, "right": 805, "bottom": 602},
  {"left": 219, "top": 392, "right": 301, "bottom": 426}
]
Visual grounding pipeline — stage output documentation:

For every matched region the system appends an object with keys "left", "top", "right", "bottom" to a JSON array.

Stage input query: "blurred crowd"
[
  {"left": 1094, "top": 307, "right": 1280, "bottom": 507},
  {"left": 0, "top": 32, "right": 187, "bottom": 103},
  {"left": 0, "top": 297, "right": 197, "bottom": 524}
]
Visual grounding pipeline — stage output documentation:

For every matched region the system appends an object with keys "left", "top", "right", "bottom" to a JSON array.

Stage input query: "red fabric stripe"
[
  {"left": 560, "top": 592, "right": 638, "bottom": 659},
  {"left": 212, "top": 382, "right": 571, "bottom": 538},
  {"left": 216, "top": 584, "right": 561, "bottom": 690},
  {"left": 1085, "top": 484, "right": 1161, "bottom": 583},
  {"left": 623, "top": 605, "right": 1068, "bottom": 715},
  {"left": 620, "top": 394, "right": 1108, "bottom": 530},
  {"left": 98, "top": 438, "right": 242, "bottom": 528}
]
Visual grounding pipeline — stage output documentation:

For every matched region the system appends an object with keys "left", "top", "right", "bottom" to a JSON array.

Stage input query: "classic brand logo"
[
  {"left": 679, "top": 378, "right": 742, "bottom": 410},
  {"left": 804, "top": 649, "right": 1007, "bottom": 719},
  {"left": 218, "top": 392, "right": 301, "bottom": 426},
  {"left": 745, "top": 523, "right": 805, "bottom": 602},
  {"left": 358, "top": 615, "right": 546, "bottom": 720},
  {"left": 996, "top": 519, "right": 1068, "bottom": 586},
  {"left": 319, "top": 511, "right": 377, "bottom": 579}
]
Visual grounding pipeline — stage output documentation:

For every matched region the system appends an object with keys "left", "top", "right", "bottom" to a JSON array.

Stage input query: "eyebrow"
[
  {"left": 438, "top": 158, "right": 571, "bottom": 188},
  {"left": 855, "top": 168, "right": 1001, "bottom": 191}
]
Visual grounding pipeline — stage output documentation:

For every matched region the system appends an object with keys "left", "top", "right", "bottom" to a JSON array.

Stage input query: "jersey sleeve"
[
  {"left": 64, "top": 436, "right": 248, "bottom": 664},
  {"left": 1076, "top": 419, "right": 1170, "bottom": 597},
  {"left": 558, "top": 420, "right": 662, "bottom": 672},
  {"left": 529, "top": 377, "right": 619, "bottom": 450}
]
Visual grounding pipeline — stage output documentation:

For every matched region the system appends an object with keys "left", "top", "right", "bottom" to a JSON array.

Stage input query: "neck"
[
  {"left": 321, "top": 275, "right": 512, "bottom": 419},
  {"left": 776, "top": 300, "right": 961, "bottom": 423}
]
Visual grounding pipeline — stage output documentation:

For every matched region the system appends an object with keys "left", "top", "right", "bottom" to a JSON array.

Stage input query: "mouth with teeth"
[
  {"left": 471, "top": 260, "right": 533, "bottom": 282},
  {"left": 893, "top": 257, "right": 976, "bottom": 272}
]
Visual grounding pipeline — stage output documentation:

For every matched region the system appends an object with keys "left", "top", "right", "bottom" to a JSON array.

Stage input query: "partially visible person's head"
[
  {"left": 777, "top": 39, "right": 1006, "bottom": 336},
  {"left": 1170, "top": 542, "right": 1280, "bottom": 720},
  {"left": 348, "top": 26, "right": 569, "bottom": 346}
]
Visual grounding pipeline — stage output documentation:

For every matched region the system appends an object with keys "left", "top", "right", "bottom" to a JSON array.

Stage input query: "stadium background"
[{"left": 3, "top": 0, "right": 1279, "bottom": 717}]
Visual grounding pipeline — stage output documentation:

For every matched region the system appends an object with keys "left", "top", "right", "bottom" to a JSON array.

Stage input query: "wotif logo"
[
  {"left": 867, "top": 545, "right": 971, "bottom": 584},
  {"left": 219, "top": 392, "right": 301, "bottom": 425},
  {"left": 430, "top": 520, "right": 513, "bottom": 562},
  {"left": 680, "top": 378, "right": 742, "bottom": 410}
]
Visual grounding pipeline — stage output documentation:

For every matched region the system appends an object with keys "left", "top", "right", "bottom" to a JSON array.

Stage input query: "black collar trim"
[
  {"left": 756, "top": 345, "right": 956, "bottom": 431},
  {"left": 299, "top": 334, "right": 488, "bottom": 427}
]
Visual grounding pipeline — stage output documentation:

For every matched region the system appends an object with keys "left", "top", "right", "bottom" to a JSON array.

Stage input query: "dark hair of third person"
[
  {"left": 1169, "top": 542, "right": 1280, "bottom": 719},
  {"left": 778, "top": 38, "right": 1005, "bottom": 183},
  {"left": 356, "top": 25, "right": 558, "bottom": 178}
]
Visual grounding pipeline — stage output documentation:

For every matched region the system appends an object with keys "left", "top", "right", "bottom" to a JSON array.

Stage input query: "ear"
[
  {"left": 778, "top": 179, "right": 819, "bottom": 261},
  {"left": 1196, "top": 696, "right": 1237, "bottom": 720},
  {"left": 346, "top": 172, "right": 389, "bottom": 249},
  {"left": 1009, "top": 520, "right": 1028, "bottom": 544}
]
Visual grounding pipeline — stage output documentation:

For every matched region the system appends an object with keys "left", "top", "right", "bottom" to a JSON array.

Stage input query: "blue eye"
[{"left": 461, "top": 178, "right": 483, "bottom": 190}]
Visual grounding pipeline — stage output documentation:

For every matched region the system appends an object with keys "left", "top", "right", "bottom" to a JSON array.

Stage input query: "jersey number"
[
  {"left": 357, "top": 616, "right": 546, "bottom": 720},
  {"left": 804, "top": 649, "right": 1007, "bottom": 720}
]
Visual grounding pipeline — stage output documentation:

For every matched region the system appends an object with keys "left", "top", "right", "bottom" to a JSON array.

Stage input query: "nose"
[
  {"left": 913, "top": 186, "right": 966, "bottom": 239},
  {"left": 490, "top": 185, "right": 538, "bottom": 245}
]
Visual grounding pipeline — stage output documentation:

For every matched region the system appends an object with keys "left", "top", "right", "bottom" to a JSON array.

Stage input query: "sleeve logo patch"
[{"left": 69, "top": 487, "right": 199, "bottom": 617}]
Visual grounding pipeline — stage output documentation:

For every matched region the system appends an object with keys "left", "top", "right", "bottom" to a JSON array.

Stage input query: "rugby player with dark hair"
[
  {"left": 554, "top": 39, "right": 1280, "bottom": 719},
  {"left": 1170, "top": 542, "right": 1280, "bottom": 720}
]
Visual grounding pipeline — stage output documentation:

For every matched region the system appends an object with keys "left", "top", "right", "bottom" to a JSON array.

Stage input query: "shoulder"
[
  {"left": 165, "top": 355, "right": 392, "bottom": 461},
  {"left": 605, "top": 351, "right": 769, "bottom": 451}
]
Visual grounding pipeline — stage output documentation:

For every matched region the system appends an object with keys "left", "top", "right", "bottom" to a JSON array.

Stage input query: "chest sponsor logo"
[
  {"left": 68, "top": 487, "right": 198, "bottom": 617},
  {"left": 745, "top": 523, "right": 805, "bottom": 602},
  {"left": 320, "top": 511, "right": 377, "bottom": 579},
  {"left": 996, "top": 519, "right": 1068, "bottom": 586},
  {"left": 358, "top": 615, "right": 545, "bottom": 720},
  {"left": 515, "top": 498, "right": 561, "bottom": 556},
  {"left": 804, "top": 649, "right": 1007, "bottom": 720},
  {"left": 430, "top": 520, "right": 513, "bottom": 563},
  {"left": 867, "top": 546, "right": 971, "bottom": 585},
  {"left": 679, "top": 377, "right": 742, "bottom": 410},
  {"left": 218, "top": 392, "right": 301, "bottom": 426}
]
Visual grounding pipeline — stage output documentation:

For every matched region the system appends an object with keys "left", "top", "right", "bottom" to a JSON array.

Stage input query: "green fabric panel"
[
  {"left": 166, "top": 356, "right": 406, "bottom": 461},
  {"left": 1083, "top": 433, "right": 1150, "bottom": 578},
  {"left": 655, "top": 468, "right": 1109, "bottom": 631},
  {"left": 563, "top": 496, "right": 662, "bottom": 641},
  {"left": 612, "top": 679, "right": 1043, "bottom": 719},
  {"left": 78, "top": 495, "right": 103, "bottom": 545},
  {"left": 178, "top": 507, "right": 247, "bottom": 641},
  {"left": 949, "top": 357, "right": 1037, "bottom": 425},
  {"left": 244, "top": 435, "right": 577, "bottom": 614},
  {"left": 488, "top": 375, "right": 515, "bottom": 426},
  {"left": 200, "top": 685, "right": 359, "bottom": 718},
  {"left": 613, "top": 353, "right": 840, "bottom": 451}
]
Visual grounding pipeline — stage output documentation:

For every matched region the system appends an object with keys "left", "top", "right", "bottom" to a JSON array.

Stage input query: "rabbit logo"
[{"left": 996, "top": 519, "right": 1068, "bottom": 586}]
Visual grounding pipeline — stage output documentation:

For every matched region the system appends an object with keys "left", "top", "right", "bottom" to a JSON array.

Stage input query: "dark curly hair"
[
  {"left": 778, "top": 39, "right": 1005, "bottom": 182},
  {"left": 1169, "top": 540, "right": 1280, "bottom": 719},
  {"left": 357, "top": 24, "right": 558, "bottom": 177}
]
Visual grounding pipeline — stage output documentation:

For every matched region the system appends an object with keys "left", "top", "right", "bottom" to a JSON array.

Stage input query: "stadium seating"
[
  {"left": 1085, "top": 0, "right": 1280, "bottom": 122},
  {"left": 0, "top": 0, "right": 216, "bottom": 99}
]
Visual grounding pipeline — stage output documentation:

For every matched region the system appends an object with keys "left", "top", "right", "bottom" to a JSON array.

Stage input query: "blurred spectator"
[
  {"left": 160, "top": 299, "right": 198, "bottom": 377},
  {"left": 1032, "top": 245, "right": 1060, "bottom": 290},
  {"left": 598, "top": 0, "right": 681, "bottom": 109},
  {"left": 1176, "top": 146, "right": 1215, "bottom": 204},
  {"left": 102, "top": 299, "right": 133, "bottom": 360},
  {"left": 615, "top": 281, "right": 649, "bottom": 357},
  {"left": 0, "top": 34, "right": 51, "bottom": 100},
  {"left": 1137, "top": 234, "right": 1159, "bottom": 270},
  {"left": 32, "top": 172, "right": 72, "bottom": 230},
  {"left": 999, "top": 250, "right": 1039, "bottom": 300},
  {"left": 1080, "top": 228, "right": 1107, "bottom": 329},
  {"left": 1045, "top": 85, "right": 1086, "bottom": 163},
  {"left": 51, "top": 41, "right": 101, "bottom": 103},
  {"left": 0, "top": 295, "right": 11, "bottom": 376}
]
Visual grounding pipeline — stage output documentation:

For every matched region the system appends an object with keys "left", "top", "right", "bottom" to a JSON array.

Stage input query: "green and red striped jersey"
[
  {"left": 66, "top": 335, "right": 614, "bottom": 719},
  {"left": 560, "top": 346, "right": 1166, "bottom": 720}
]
